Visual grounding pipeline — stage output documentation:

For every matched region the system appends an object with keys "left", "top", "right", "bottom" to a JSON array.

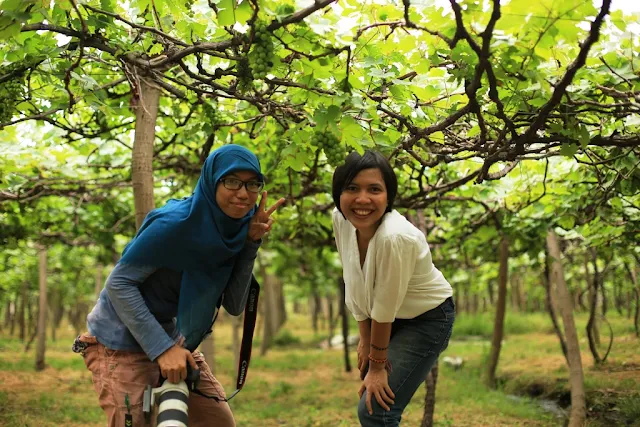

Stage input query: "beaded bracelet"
[
  {"left": 368, "top": 354, "right": 387, "bottom": 364},
  {"left": 370, "top": 343, "right": 388, "bottom": 351}
]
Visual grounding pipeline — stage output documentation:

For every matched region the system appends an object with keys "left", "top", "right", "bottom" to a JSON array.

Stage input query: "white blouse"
[{"left": 333, "top": 208, "right": 452, "bottom": 323}]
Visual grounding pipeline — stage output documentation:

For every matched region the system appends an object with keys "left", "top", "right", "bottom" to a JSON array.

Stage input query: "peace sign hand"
[{"left": 247, "top": 191, "right": 286, "bottom": 242}]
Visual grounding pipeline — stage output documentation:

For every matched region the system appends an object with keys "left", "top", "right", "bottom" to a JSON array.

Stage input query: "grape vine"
[{"left": 0, "top": 64, "right": 26, "bottom": 124}]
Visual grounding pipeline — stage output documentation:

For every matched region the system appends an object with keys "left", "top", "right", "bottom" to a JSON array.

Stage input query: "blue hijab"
[{"left": 120, "top": 144, "right": 263, "bottom": 351}]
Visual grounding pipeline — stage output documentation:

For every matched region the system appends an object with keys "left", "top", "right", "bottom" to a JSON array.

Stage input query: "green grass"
[
  {"left": 1, "top": 312, "right": 638, "bottom": 426},
  {"left": 452, "top": 311, "right": 554, "bottom": 337}
]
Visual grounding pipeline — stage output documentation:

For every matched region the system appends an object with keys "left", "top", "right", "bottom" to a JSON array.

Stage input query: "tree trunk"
[
  {"left": 10, "top": 297, "right": 17, "bottom": 336},
  {"left": 36, "top": 246, "right": 48, "bottom": 371},
  {"left": 486, "top": 237, "right": 509, "bottom": 388},
  {"left": 546, "top": 230, "right": 586, "bottom": 427},
  {"left": 338, "top": 278, "right": 352, "bottom": 372},
  {"left": 573, "top": 282, "right": 583, "bottom": 312},
  {"left": 635, "top": 288, "right": 640, "bottom": 339},
  {"left": 600, "top": 270, "right": 608, "bottom": 316},
  {"left": 421, "top": 360, "right": 439, "bottom": 427},
  {"left": 276, "top": 276, "right": 287, "bottom": 329},
  {"left": 510, "top": 274, "right": 521, "bottom": 312},
  {"left": 577, "top": 288, "right": 588, "bottom": 312},
  {"left": 3, "top": 299, "right": 10, "bottom": 330},
  {"left": 29, "top": 298, "right": 37, "bottom": 336},
  {"left": 585, "top": 253, "right": 600, "bottom": 346},
  {"left": 260, "top": 267, "right": 286, "bottom": 356},
  {"left": 200, "top": 334, "right": 215, "bottom": 375},
  {"left": 311, "top": 286, "right": 321, "bottom": 334},
  {"left": 613, "top": 274, "right": 624, "bottom": 317},
  {"left": 260, "top": 280, "right": 272, "bottom": 356},
  {"left": 19, "top": 282, "right": 27, "bottom": 340},
  {"left": 625, "top": 262, "right": 639, "bottom": 338},
  {"left": 268, "top": 277, "right": 285, "bottom": 336},
  {"left": 327, "top": 295, "right": 335, "bottom": 348},
  {"left": 49, "top": 289, "right": 63, "bottom": 342},
  {"left": 587, "top": 249, "right": 603, "bottom": 363},
  {"left": 68, "top": 300, "right": 89, "bottom": 336},
  {"left": 487, "top": 281, "right": 495, "bottom": 305},
  {"left": 544, "top": 251, "right": 569, "bottom": 365},
  {"left": 463, "top": 284, "right": 470, "bottom": 314},
  {"left": 132, "top": 77, "right": 160, "bottom": 229}
]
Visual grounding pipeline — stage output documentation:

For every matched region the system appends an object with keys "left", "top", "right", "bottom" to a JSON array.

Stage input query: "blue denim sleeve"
[
  {"left": 105, "top": 262, "right": 176, "bottom": 361},
  {"left": 222, "top": 240, "right": 260, "bottom": 316}
]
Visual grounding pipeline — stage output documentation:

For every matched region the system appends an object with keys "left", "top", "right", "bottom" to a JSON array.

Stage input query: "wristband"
[
  {"left": 370, "top": 343, "right": 388, "bottom": 351},
  {"left": 368, "top": 354, "right": 387, "bottom": 364}
]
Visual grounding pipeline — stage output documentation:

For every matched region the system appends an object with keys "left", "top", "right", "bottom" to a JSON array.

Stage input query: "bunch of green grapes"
[
  {"left": 236, "top": 57, "right": 253, "bottom": 93},
  {"left": 249, "top": 21, "right": 274, "bottom": 80},
  {"left": 313, "top": 131, "right": 344, "bottom": 167},
  {"left": 0, "top": 63, "right": 26, "bottom": 123},
  {"left": 202, "top": 101, "right": 221, "bottom": 127},
  {"left": 185, "top": 0, "right": 195, "bottom": 16}
]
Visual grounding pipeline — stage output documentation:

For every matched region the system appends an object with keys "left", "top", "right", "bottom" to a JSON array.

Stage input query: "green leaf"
[
  {"left": 149, "top": 43, "right": 164, "bottom": 56},
  {"left": 557, "top": 216, "right": 575, "bottom": 229},
  {"left": 314, "top": 106, "right": 341, "bottom": 129},
  {"left": 217, "top": 0, "right": 236, "bottom": 26},
  {"left": 578, "top": 125, "right": 590, "bottom": 148},
  {"left": 559, "top": 143, "right": 578, "bottom": 157},
  {"left": 0, "top": 18, "right": 21, "bottom": 40},
  {"left": 389, "top": 85, "right": 408, "bottom": 101},
  {"left": 100, "top": 0, "right": 115, "bottom": 11},
  {"left": 235, "top": 0, "right": 253, "bottom": 24},
  {"left": 527, "top": 98, "right": 547, "bottom": 108},
  {"left": 326, "top": 105, "right": 341, "bottom": 122}
]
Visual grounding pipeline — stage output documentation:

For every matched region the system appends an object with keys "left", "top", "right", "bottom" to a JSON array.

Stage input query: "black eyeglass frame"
[{"left": 219, "top": 177, "right": 265, "bottom": 193}]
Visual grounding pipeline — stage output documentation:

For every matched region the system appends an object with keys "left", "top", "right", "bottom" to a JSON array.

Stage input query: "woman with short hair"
[{"left": 332, "top": 150, "right": 455, "bottom": 426}]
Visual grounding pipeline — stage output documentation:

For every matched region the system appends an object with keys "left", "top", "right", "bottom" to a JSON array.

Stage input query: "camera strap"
[
  {"left": 226, "top": 275, "right": 260, "bottom": 401},
  {"left": 191, "top": 275, "right": 260, "bottom": 403}
]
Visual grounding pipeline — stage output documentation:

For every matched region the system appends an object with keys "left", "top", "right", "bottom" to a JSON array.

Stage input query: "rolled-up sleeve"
[
  {"left": 222, "top": 240, "right": 261, "bottom": 316},
  {"left": 332, "top": 208, "right": 342, "bottom": 256},
  {"left": 106, "top": 263, "right": 175, "bottom": 361},
  {"left": 348, "top": 302, "right": 370, "bottom": 322},
  {"left": 371, "top": 236, "right": 418, "bottom": 323}
]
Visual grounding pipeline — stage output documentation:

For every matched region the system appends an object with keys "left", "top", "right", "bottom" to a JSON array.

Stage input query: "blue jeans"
[{"left": 358, "top": 297, "right": 455, "bottom": 427}]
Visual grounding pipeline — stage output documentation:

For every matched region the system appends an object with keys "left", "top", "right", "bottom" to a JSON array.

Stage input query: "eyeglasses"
[{"left": 219, "top": 177, "right": 265, "bottom": 193}]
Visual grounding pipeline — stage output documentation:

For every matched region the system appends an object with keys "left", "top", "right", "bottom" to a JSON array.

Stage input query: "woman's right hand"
[
  {"left": 357, "top": 338, "right": 370, "bottom": 380},
  {"left": 157, "top": 344, "right": 198, "bottom": 384}
]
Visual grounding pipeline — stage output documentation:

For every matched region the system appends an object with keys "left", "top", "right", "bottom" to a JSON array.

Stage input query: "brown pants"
[{"left": 78, "top": 334, "right": 235, "bottom": 427}]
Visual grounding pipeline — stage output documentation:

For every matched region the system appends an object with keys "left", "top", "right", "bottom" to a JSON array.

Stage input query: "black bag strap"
[{"left": 226, "top": 275, "right": 260, "bottom": 400}]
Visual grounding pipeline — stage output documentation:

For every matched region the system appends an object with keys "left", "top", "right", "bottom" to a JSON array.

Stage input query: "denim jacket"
[{"left": 87, "top": 240, "right": 260, "bottom": 361}]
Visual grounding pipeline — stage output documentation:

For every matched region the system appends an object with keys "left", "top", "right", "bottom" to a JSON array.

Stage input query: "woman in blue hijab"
[{"left": 76, "top": 145, "right": 285, "bottom": 427}]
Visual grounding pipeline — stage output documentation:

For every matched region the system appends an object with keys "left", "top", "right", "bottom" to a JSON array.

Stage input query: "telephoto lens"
[
  {"left": 143, "top": 366, "right": 202, "bottom": 426},
  {"left": 155, "top": 380, "right": 190, "bottom": 427}
]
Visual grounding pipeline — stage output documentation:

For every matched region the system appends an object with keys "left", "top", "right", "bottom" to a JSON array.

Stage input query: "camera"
[{"left": 143, "top": 366, "right": 201, "bottom": 426}]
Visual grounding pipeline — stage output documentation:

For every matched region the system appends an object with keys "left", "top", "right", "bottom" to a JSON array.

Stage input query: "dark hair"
[{"left": 332, "top": 150, "right": 398, "bottom": 215}]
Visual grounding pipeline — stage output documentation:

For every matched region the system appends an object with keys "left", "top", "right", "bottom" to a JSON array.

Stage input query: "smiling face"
[
  {"left": 339, "top": 168, "right": 388, "bottom": 237},
  {"left": 216, "top": 170, "right": 260, "bottom": 219}
]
